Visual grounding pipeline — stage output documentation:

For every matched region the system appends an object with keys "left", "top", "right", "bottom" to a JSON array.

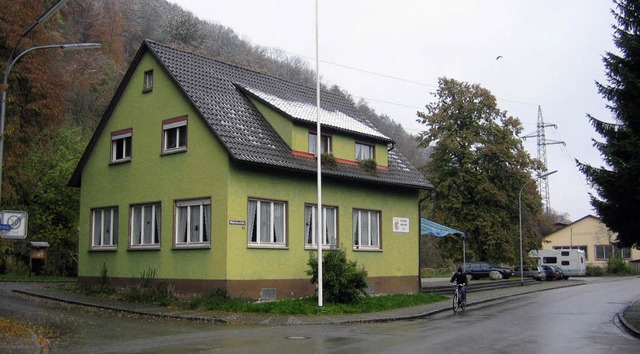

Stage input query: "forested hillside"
[{"left": 0, "top": 0, "right": 427, "bottom": 275}]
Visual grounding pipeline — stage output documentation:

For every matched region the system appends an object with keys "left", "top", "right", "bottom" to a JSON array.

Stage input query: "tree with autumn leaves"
[
  {"left": 417, "top": 77, "right": 545, "bottom": 265},
  {"left": 0, "top": 0, "right": 111, "bottom": 275}
]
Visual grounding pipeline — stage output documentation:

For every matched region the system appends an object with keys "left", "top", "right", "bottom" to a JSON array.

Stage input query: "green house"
[{"left": 69, "top": 40, "right": 432, "bottom": 299}]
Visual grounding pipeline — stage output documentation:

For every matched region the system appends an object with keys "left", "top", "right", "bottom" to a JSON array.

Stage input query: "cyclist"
[{"left": 450, "top": 267, "right": 468, "bottom": 303}]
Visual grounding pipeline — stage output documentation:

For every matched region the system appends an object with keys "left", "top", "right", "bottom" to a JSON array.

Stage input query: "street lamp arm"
[
  {"left": 5, "top": 43, "right": 102, "bottom": 85},
  {"left": 0, "top": 41, "right": 101, "bottom": 208},
  {"left": 10, "top": 0, "right": 71, "bottom": 58}
]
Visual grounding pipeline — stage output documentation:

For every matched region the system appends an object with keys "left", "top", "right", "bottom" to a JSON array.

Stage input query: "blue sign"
[{"left": 0, "top": 223, "right": 11, "bottom": 231}]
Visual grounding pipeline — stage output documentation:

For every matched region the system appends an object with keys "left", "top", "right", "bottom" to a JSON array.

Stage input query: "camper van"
[{"left": 529, "top": 249, "right": 587, "bottom": 277}]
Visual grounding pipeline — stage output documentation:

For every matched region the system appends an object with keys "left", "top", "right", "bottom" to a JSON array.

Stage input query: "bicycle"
[{"left": 452, "top": 284, "right": 466, "bottom": 313}]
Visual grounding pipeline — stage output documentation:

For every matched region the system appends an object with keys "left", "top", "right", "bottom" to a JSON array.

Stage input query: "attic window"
[
  {"left": 308, "top": 132, "right": 331, "bottom": 154},
  {"left": 355, "top": 142, "right": 374, "bottom": 161},
  {"left": 111, "top": 129, "right": 132, "bottom": 163},
  {"left": 143, "top": 70, "right": 153, "bottom": 92},
  {"left": 162, "top": 116, "right": 187, "bottom": 154}
]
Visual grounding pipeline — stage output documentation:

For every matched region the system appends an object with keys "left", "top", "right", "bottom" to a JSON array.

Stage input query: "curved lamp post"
[
  {"left": 0, "top": 0, "right": 100, "bottom": 208},
  {"left": 0, "top": 43, "right": 101, "bottom": 207},
  {"left": 519, "top": 170, "right": 557, "bottom": 286}
]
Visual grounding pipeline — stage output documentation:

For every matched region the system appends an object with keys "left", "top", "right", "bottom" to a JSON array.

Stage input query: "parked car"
[
  {"left": 550, "top": 265, "right": 569, "bottom": 280},
  {"left": 539, "top": 264, "right": 562, "bottom": 280},
  {"left": 463, "top": 261, "right": 514, "bottom": 280},
  {"left": 514, "top": 265, "right": 545, "bottom": 280},
  {"left": 532, "top": 266, "right": 546, "bottom": 281}
]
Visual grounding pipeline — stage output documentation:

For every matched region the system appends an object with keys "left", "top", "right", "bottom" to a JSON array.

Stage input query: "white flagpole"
[{"left": 315, "top": 0, "right": 323, "bottom": 308}]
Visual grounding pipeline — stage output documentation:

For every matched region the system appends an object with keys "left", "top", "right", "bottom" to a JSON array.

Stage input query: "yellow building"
[{"left": 541, "top": 215, "right": 640, "bottom": 268}]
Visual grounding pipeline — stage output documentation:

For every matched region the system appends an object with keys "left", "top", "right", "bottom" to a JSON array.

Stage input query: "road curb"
[
  {"left": 618, "top": 296, "right": 640, "bottom": 338},
  {"left": 14, "top": 281, "right": 586, "bottom": 326},
  {"left": 13, "top": 289, "right": 229, "bottom": 324}
]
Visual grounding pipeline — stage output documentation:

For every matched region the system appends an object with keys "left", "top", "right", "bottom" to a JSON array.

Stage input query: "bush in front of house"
[
  {"left": 307, "top": 246, "right": 368, "bottom": 304},
  {"left": 607, "top": 257, "right": 635, "bottom": 275},
  {"left": 586, "top": 265, "right": 606, "bottom": 277}
]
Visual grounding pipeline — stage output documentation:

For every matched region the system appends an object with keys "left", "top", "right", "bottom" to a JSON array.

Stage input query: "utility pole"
[{"left": 521, "top": 106, "right": 565, "bottom": 213}]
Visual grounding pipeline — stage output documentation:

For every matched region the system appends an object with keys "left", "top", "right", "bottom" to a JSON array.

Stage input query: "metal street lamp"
[
  {"left": 519, "top": 170, "right": 557, "bottom": 286},
  {"left": 0, "top": 0, "right": 69, "bottom": 207},
  {"left": 0, "top": 42, "right": 102, "bottom": 206},
  {"left": 0, "top": 42, "right": 101, "bottom": 207}
]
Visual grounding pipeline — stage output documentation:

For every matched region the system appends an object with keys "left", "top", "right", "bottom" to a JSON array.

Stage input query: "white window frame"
[
  {"left": 304, "top": 204, "right": 337, "bottom": 249},
  {"left": 247, "top": 199, "right": 287, "bottom": 248},
  {"left": 174, "top": 198, "right": 211, "bottom": 248},
  {"left": 162, "top": 117, "right": 188, "bottom": 154},
  {"left": 143, "top": 70, "right": 153, "bottom": 92},
  {"left": 355, "top": 142, "right": 374, "bottom": 161},
  {"left": 111, "top": 130, "right": 132, "bottom": 163},
  {"left": 91, "top": 207, "right": 118, "bottom": 250},
  {"left": 352, "top": 209, "right": 381, "bottom": 250},
  {"left": 308, "top": 132, "right": 331, "bottom": 155},
  {"left": 130, "top": 203, "right": 161, "bottom": 249},
  {"left": 595, "top": 244, "right": 611, "bottom": 260}
]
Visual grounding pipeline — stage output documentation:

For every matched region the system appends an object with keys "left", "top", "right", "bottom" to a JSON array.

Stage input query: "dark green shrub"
[
  {"left": 586, "top": 265, "right": 606, "bottom": 276},
  {"left": 321, "top": 153, "right": 337, "bottom": 168},
  {"left": 307, "top": 246, "right": 368, "bottom": 304},
  {"left": 607, "top": 257, "right": 635, "bottom": 275},
  {"left": 358, "top": 159, "right": 378, "bottom": 175}
]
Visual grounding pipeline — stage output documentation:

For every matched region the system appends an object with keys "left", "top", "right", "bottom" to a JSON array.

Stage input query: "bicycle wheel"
[{"left": 452, "top": 292, "right": 459, "bottom": 313}]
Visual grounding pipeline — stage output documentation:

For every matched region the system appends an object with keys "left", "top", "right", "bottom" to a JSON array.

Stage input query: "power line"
[{"left": 280, "top": 48, "right": 539, "bottom": 110}]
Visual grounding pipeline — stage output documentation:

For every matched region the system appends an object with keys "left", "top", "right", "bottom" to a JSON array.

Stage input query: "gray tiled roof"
[{"left": 70, "top": 41, "right": 431, "bottom": 190}]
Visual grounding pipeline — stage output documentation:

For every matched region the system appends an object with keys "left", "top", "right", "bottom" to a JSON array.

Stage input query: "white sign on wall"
[{"left": 392, "top": 217, "right": 410, "bottom": 233}]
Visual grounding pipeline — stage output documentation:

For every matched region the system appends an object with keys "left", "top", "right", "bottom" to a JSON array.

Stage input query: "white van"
[{"left": 529, "top": 249, "right": 587, "bottom": 276}]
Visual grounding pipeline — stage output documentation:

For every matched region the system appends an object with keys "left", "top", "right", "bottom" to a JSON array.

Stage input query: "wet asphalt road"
[{"left": 1, "top": 278, "right": 638, "bottom": 353}]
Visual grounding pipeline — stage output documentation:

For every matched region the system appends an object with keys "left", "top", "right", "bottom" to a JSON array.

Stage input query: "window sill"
[
  {"left": 247, "top": 244, "right": 288, "bottom": 250},
  {"left": 89, "top": 247, "right": 118, "bottom": 252},
  {"left": 110, "top": 158, "right": 131, "bottom": 165},
  {"left": 161, "top": 148, "right": 187, "bottom": 156},
  {"left": 305, "top": 245, "right": 338, "bottom": 251},
  {"left": 352, "top": 247, "right": 382, "bottom": 252},
  {"left": 128, "top": 246, "right": 161, "bottom": 251},
  {"left": 173, "top": 244, "right": 211, "bottom": 250}
]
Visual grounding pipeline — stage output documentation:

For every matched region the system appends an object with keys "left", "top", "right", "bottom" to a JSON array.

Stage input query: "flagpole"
[{"left": 315, "top": 0, "right": 323, "bottom": 308}]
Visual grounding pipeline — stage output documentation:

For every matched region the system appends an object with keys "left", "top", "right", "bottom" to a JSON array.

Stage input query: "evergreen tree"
[{"left": 578, "top": 0, "right": 640, "bottom": 248}]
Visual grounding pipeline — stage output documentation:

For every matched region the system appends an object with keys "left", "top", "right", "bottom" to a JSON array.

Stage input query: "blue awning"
[{"left": 420, "top": 218, "right": 465, "bottom": 238}]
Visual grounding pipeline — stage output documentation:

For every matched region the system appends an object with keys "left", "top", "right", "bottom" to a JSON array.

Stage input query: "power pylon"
[{"left": 521, "top": 106, "right": 565, "bottom": 213}]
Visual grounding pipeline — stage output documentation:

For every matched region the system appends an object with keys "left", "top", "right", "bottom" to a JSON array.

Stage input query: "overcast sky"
[{"left": 168, "top": 0, "right": 618, "bottom": 222}]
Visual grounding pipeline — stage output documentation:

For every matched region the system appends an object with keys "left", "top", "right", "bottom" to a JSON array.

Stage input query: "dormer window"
[
  {"left": 309, "top": 132, "right": 331, "bottom": 155},
  {"left": 143, "top": 70, "right": 153, "bottom": 92},
  {"left": 111, "top": 129, "right": 132, "bottom": 163},
  {"left": 355, "top": 142, "right": 374, "bottom": 161},
  {"left": 162, "top": 116, "right": 187, "bottom": 154}
]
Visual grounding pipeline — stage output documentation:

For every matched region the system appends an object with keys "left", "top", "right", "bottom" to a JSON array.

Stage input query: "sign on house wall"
[{"left": 393, "top": 217, "right": 410, "bottom": 233}]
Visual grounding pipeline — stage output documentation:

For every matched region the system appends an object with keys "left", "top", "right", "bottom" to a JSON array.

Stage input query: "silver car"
[{"left": 514, "top": 265, "right": 545, "bottom": 281}]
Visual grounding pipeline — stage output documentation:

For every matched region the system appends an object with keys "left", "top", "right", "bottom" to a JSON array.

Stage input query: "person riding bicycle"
[{"left": 450, "top": 267, "right": 468, "bottom": 303}]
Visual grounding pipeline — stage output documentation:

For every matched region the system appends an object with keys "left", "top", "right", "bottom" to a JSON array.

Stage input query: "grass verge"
[{"left": 67, "top": 282, "right": 447, "bottom": 316}]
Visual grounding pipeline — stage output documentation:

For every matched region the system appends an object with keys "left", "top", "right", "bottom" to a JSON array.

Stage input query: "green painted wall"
[
  {"left": 225, "top": 166, "right": 419, "bottom": 280},
  {"left": 77, "top": 53, "right": 230, "bottom": 280},
  {"left": 246, "top": 96, "right": 389, "bottom": 166},
  {"left": 249, "top": 97, "right": 294, "bottom": 148},
  {"left": 77, "top": 52, "right": 418, "bottom": 286}
]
